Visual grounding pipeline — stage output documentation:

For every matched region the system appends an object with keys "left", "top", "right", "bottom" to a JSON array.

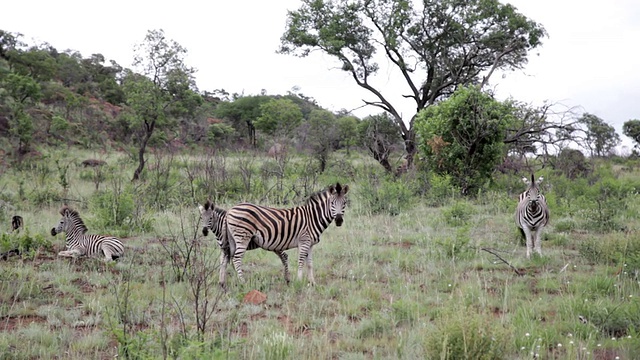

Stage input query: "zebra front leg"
[
  {"left": 58, "top": 248, "right": 83, "bottom": 258},
  {"left": 275, "top": 250, "right": 290, "bottom": 284},
  {"left": 534, "top": 229, "right": 543, "bottom": 256},
  {"left": 306, "top": 247, "right": 315, "bottom": 286},
  {"left": 522, "top": 227, "right": 534, "bottom": 259},
  {"left": 297, "top": 243, "right": 315, "bottom": 285}
]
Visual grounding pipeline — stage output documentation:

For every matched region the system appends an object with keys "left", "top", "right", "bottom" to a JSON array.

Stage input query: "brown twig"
[{"left": 481, "top": 247, "right": 523, "bottom": 276}]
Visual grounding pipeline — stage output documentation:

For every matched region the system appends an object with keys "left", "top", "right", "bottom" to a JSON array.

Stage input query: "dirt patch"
[
  {"left": 1, "top": 315, "right": 48, "bottom": 332},
  {"left": 278, "top": 315, "right": 312, "bottom": 337},
  {"left": 71, "top": 278, "right": 94, "bottom": 293}
]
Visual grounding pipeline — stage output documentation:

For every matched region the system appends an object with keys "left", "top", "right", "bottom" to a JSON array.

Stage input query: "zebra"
[
  {"left": 51, "top": 205, "right": 124, "bottom": 261},
  {"left": 199, "top": 200, "right": 287, "bottom": 287},
  {"left": 515, "top": 174, "right": 550, "bottom": 258},
  {"left": 225, "top": 182, "right": 349, "bottom": 286},
  {"left": 11, "top": 215, "right": 23, "bottom": 232}
]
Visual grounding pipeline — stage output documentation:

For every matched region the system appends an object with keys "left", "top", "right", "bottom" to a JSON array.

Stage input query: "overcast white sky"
[{"left": 4, "top": 0, "right": 640, "bottom": 149}]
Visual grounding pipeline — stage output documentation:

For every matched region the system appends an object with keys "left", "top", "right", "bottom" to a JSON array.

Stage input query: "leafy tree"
[
  {"left": 336, "top": 115, "right": 359, "bottom": 154},
  {"left": 357, "top": 113, "right": 403, "bottom": 173},
  {"left": 0, "top": 72, "right": 41, "bottom": 154},
  {"left": 214, "top": 95, "right": 271, "bottom": 146},
  {"left": 307, "top": 109, "right": 338, "bottom": 172},
  {"left": 124, "top": 29, "right": 199, "bottom": 181},
  {"left": 578, "top": 113, "right": 620, "bottom": 157},
  {"left": 416, "top": 86, "right": 515, "bottom": 195},
  {"left": 623, "top": 119, "right": 640, "bottom": 150},
  {"left": 254, "top": 98, "right": 303, "bottom": 137},
  {"left": 279, "top": 0, "right": 546, "bottom": 173}
]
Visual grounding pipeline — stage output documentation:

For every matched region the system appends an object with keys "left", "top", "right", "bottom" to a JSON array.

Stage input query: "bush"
[
  {"left": 0, "top": 231, "right": 53, "bottom": 259},
  {"left": 89, "top": 186, "right": 153, "bottom": 234},
  {"left": 358, "top": 176, "right": 414, "bottom": 216},
  {"left": 424, "top": 308, "right": 507, "bottom": 360},
  {"left": 578, "top": 234, "right": 640, "bottom": 273},
  {"left": 441, "top": 201, "right": 475, "bottom": 226}
]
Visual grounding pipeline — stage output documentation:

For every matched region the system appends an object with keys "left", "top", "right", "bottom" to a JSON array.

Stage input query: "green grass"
[{"left": 1, "top": 148, "right": 640, "bottom": 359}]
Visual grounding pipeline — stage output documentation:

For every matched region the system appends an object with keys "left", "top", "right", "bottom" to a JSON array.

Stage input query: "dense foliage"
[{"left": 416, "top": 86, "right": 515, "bottom": 194}]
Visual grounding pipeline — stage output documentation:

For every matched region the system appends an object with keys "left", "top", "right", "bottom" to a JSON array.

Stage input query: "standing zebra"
[
  {"left": 51, "top": 206, "right": 124, "bottom": 261},
  {"left": 515, "top": 174, "right": 550, "bottom": 258},
  {"left": 199, "top": 200, "right": 287, "bottom": 287},
  {"left": 225, "top": 182, "right": 349, "bottom": 286}
]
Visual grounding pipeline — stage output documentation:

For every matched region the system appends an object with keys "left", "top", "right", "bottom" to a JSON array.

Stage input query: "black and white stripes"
[
  {"left": 225, "top": 183, "right": 349, "bottom": 285},
  {"left": 51, "top": 206, "right": 124, "bottom": 261},
  {"left": 515, "top": 174, "right": 550, "bottom": 258}
]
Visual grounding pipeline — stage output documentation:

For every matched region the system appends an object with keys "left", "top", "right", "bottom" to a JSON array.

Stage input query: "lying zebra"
[
  {"left": 199, "top": 200, "right": 288, "bottom": 287},
  {"left": 51, "top": 205, "right": 124, "bottom": 261}
]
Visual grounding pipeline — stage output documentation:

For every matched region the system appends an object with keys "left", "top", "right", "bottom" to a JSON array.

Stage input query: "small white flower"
[
  {"left": 448, "top": 284, "right": 452, "bottom": 287},
  {"left": 568, "top": 333, "right": 573, "bottom": 337},
  {"left": 597, "top": 343, "right": 602, "bottom": 347},
  {"left": 582, "top": 347, "right": 587, "bottom": 351},
  {"left": 557, "top": 343, "right": 562, "bottom": 347},
  {"left": 525, "top": 333, "right": 530, "bottom": 337},
  {"left": 521, "top": 346, "right": 525, "bottom": 350},
  {"left": 615, "top": 357, "right": 620, "bottom": 360},
  {"left": 569, "top": 341, "right": 574, "bottom": 345},
  {"left": 630, "top": 295, "right": 633, "bottom": 298},
  {"left": 628, "top": 335, "right": 632, "bottom": 339},
  {"left": 624, "top": 263, "right": 627, "bottom": 267},
  {"left": 612, "top": 337, "right": 616, "bottom": 341}
]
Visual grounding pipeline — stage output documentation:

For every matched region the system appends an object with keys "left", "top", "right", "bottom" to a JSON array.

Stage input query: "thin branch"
[{"left": 481, "top": 247, "right": 523, "bottom": 276}]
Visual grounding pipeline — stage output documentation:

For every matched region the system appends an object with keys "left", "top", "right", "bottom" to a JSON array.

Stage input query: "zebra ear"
[
  {"left": 522, "top": 177, "right": 530, "bottom": 185},
  {"left": 59, "top": 205, "right": 69, "bottom": 216},
  {"left": 328, "top": 184, "right": 336, "bottom": 194},
  {"left": 537, "top": 176, "right": 544, "bottom": 184},
  {"left": 342, "top": 184, "right": 349, "bottom": 195},
  {"left": 198, "top": 205, "right": 205, "bottom": 214}
]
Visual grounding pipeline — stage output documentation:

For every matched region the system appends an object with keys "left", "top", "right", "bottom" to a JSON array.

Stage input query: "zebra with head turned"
[
  {"left": 225, "top": 182, "right": 350, "bottom": 286},
  {"left": 51, "top": 205, "right": 124, "bottom": 261},
  {"left": 199, "top": 200, "right": 287, "bottom": 287},
  {"left": 515, "top": 174, "right": 550, "bottom": 258}
]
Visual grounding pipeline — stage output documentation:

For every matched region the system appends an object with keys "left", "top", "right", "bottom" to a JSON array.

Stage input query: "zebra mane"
[
  {"left": 60, "top": 206, "right": 88, "bottom": 233},
  {"left": 305, "top": 187, "right": 331, "bottom": 205}
]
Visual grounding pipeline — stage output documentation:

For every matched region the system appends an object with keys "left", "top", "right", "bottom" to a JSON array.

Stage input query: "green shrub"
[
  {"left": 435, "top": 227, "right": 472, "bottom": 259},
  {"left": 424, "top": 308, "right": 507, "bottom": 360},
  {"left": 89, "top": 186, "right": 154, "bottom": 234},
  {"left": 553, "top": 218, "right": 578, "bottom": 232},
  {"left": 578, "top": 234, "right": 640, "bottom": 273},
  {"left": 424, "top": 173, "right": 459, "bottom": 206},
  {"left": 0, "top": 231, "right": 53, "bottom": 259},
  {"left": 441, "top": 201, "right": 475, "bottom": 226},
  {"left": 358, "top": 176, "right": 414, "bottom": 216}
]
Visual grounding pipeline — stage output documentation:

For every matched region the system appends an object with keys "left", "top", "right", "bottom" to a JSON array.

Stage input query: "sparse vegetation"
[{"left": 0, "top": 147, "right": 639, "bottom": 359}]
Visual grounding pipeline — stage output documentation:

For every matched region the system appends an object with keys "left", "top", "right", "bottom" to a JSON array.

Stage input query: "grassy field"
[{"left": 1, "top": 147, "right": 639, "bottom": 359}]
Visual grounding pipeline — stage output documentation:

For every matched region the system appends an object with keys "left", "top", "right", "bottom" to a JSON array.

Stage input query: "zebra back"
[{"left": 227, "top": 183, "right": 349, "bottom": 251}]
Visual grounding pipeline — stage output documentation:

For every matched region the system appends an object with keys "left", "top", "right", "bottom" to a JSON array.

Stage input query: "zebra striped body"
[
  {"left": 51, "top": 206, "right": 124, "bottom": 261},
  {"left": 515, "top": 174, "right": 550, "bottom": 258},
  {"left": 199, "top": 200, "right": 274, "bottom": 287},
  {"left": 225, "top": 183, "right": 349, "bottom": 285},
  {"left": 11, "top": 215, "right": 23, "bottom": 232}
]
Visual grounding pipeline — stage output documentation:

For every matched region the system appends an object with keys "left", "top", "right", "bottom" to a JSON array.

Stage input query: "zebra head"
[
  {"left": 522, "top": 174, "right": 544, "bottom": 208},
  {"left": 51, "top": 206, "right": 87, "bottom": 236},
  {"left": 328, "top": 182, "right": 350, "bottom": 226},
  {"left": 198, "top": 200, "right": 215, "bottom": 236}
]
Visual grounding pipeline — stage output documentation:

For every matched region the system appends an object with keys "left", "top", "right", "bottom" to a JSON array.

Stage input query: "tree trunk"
[{"left": 132, "top": 123, "right": 154, "bottom": 181}]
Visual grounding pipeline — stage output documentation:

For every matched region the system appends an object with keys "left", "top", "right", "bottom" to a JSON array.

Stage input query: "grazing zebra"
[
  {"left": 199, "top": 200, "right": 285, "bottom": 287},
  {"left": 11, "top": 215, "right": 23, "bottom": 232},
  {"left": 515, "top": 174, "right": 550, "bottom": 258},
  {"left": 51, "top": 206, "right": 124, "bottom": 261},
  {"left": 225, "top": 182, "right": 349, "bottom": 286}
]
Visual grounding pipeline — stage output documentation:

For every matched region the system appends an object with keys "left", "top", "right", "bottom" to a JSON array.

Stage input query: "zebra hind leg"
[{"left": 219, "top": 247, "right": 230, "bottom": 289}]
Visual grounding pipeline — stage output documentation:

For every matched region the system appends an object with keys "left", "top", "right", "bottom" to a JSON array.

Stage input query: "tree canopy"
[{"left": 279, "top": 0, "right": 547, "bottom": 172}]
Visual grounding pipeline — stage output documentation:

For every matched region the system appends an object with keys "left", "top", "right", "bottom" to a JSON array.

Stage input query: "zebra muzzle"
[
  {"left": 335, "top": 215, "right": 344, "bottom": 227},
  {"left": 202, "top": 227, "right": 209, "bottom": 236},
  {"left": 50, "top": 228, "right": 57, "bottom": 236}
]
